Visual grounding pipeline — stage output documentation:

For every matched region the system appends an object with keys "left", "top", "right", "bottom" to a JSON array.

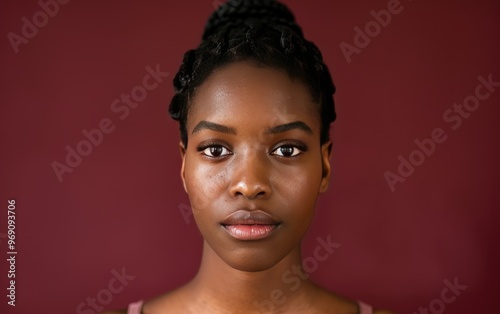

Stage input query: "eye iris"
[
  {"left": 210, "top": 146, "right": 223, "bottom": 157},
  {"left": 280, "top": 147, "right": 294, "bottom": 156}
]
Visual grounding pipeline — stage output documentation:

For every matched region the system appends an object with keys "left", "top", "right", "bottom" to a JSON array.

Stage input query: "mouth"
[{"left": 221, "top": 209, "right": 281, "bottom": 241}]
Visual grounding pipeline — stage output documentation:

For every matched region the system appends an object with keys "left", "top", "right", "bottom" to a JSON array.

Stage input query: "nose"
[{"left": 229, "top": 151, "right": 272, "bottom": 200}]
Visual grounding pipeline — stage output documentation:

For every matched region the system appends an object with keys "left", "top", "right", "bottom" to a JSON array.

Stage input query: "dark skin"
[{"left": 105, "top": 62, "right": 395, "bottom": 314}]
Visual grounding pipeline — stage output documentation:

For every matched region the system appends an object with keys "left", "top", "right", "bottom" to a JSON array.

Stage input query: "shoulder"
[
  {"left": 103, "top": 288, "right": 186, "bottom": 314},
  {"left": 308, "top": 285, "right": 358, "bottom": 313},
  {"left": 310, "top": 284, "right": 397, "bottom": 314},
  {"left": 102, "top": 299, "right": 146, "bottom": 314}
]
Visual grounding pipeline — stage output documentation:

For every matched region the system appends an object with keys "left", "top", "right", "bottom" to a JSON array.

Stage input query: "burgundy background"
[{"left": 1, "top": 0, "right": 499, "bottom": 313}]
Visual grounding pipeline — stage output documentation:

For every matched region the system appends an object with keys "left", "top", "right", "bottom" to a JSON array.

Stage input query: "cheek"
[
  {"left": 272, "top": 161, "right": 323, "bottom": 226},
  {"left": 184, "top": 156, "right": 229, "bottom": 213},
  {"left": 274, "top": 160, "right": 322, "bottom": 200}
]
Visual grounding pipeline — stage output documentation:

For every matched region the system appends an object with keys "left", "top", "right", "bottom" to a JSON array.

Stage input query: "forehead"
[{"left": 187, "top": 62, "right": 319, "bottom": 130}]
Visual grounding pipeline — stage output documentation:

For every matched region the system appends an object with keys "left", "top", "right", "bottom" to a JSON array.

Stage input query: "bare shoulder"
[
  {"left": 310, "top": 284, "right": 397, "bottom": 314},
  {"left": 309, "top": 284, "right": 358, "bottom": 313}
]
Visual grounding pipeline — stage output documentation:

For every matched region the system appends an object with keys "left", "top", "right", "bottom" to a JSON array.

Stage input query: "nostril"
[
  {"left": 230, "top": 179, "right": 272, "bottom": 200},
  {"left": 234, "top": 189, "right": 268, "bottom": 200}
]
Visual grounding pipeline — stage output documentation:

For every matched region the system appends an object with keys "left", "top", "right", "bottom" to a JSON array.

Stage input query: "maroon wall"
[{"left": 1, "top": 0, "right": 499, "bottom": 313}]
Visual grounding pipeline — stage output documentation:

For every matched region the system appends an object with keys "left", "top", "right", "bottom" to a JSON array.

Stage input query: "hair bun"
[{"left": 203, "top": 0, "right": 303, "bottom": 40}]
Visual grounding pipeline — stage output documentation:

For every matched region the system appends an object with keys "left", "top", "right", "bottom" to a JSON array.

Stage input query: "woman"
[{"left": 107, "top": 0, "right": 394, "bottom": 313}]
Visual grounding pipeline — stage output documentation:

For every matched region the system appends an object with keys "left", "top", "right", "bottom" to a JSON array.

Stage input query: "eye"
[
  {"left": 200, "top": 145, "right": 232, "bottom": 158},
  {"left": 271, "top": 145, "right": 304, "bottom": 157}
]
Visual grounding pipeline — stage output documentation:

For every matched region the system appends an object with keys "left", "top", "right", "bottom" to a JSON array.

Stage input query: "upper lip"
[{"left": 221, "top": 209, "right": 280, "bottom": 225}]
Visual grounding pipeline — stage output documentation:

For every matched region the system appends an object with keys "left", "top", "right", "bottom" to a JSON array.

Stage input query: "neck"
[{"left": 186, "top": 241, "right": 316, "bottom": 313}]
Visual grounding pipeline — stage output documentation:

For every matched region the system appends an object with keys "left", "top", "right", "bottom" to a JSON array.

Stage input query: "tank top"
[{"left": 126, "top": 299, "right": 374, "bottom": 313}]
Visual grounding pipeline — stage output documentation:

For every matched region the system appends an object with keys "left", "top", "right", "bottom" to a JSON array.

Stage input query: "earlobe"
[
  {"left": 319, "top": 141, "right": 332, "bottom": 193},
  {"left": 179, "top": 141, "right": 188, "bottom": 194}
]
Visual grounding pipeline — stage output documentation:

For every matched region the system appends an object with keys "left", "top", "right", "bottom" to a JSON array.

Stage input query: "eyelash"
[
  {"left": 196, "top": 142, "right": 308, "bottom": 159},
  {"left": 271, "top": 143, "right": 308, "bottom": 158},
  {"left": 197, "top": 142, "right": 232, "bottom": 158}
]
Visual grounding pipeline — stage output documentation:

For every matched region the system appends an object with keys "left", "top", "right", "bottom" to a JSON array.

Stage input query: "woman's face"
[{"left": 180, "top": 61, "right": 332, "bottom": 272}]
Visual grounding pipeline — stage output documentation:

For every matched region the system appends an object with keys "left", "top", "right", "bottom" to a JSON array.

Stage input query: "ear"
[
  {"left": 319, "top": 141, "right": 332, "bottom": 194},
  {"left": 179, "top": 141, "right": 188, "bottom": 194}
]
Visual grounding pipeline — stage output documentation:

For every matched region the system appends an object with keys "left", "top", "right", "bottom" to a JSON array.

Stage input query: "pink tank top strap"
[
  {"left": 358, "top": 300, "right": 373, "bottom": 314},
  {"left": 127, "top": 300, "right": 144, "bottom": 314}
]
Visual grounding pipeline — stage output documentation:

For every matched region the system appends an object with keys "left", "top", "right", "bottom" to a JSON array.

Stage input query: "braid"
[
  {"left": 203, "top": 0, "right": 303, "bottom": 40},
  {"left": 169, "top": 0, "right": 337, "bottom": 146}
]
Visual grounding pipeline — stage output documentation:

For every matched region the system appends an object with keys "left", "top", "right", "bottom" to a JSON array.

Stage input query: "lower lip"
[{"left": 223, "top": 224, "right": 278, "bottom": 240}]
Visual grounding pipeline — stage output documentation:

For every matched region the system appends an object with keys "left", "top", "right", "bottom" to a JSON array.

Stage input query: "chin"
[
  {"left": 222, "top": 251, "right": 284, "bottom": 272},
  {"left": 209, "top": 238, "right": 295, "bottom": 272}
]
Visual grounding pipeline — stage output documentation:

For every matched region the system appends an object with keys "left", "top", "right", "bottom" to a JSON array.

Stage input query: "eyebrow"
[
  {"left": 192, "top": 120, "right": 237, "bottom": 134},
  {"left": 192, "top": 120, "right": 313, "bottom": 135},
  {"left": 265, "top": 121, "right": 313, "bottom": 135}
]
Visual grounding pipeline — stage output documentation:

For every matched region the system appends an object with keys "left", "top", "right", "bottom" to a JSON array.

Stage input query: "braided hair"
[{"left": 169, "top": 0, "right": 337, "bottom": 146}]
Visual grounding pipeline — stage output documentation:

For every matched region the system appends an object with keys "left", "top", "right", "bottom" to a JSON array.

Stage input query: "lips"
[{"left": 221, "top": 209, "right": 281, "bottom": 240}]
